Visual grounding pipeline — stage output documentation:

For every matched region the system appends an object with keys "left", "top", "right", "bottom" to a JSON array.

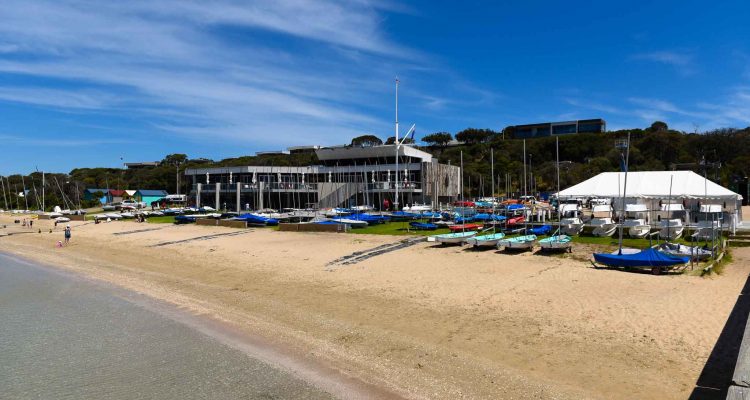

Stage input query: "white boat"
[
  {"left": 539, "top": 234, "right": 572, "bottom": 251},
  {"left": 54, "top": 217, "right": 71, "bottom": 223},
  {"left": 433, "top": 231, "right": 476, "bottom": 244},
  {"left": 331, "top": 218, "right": 368, "bottom": 228},
  {"left": 561, "top": 217, "right": 584, "bottom": 235},
  {"left": 351, "top": 205, "right": 374, "bottom": 211},
  {"left": 498, "top": 235, "right": 537, "bottom": 250},
  {"left": 404, "top": 203, "right": 432, "bottom": 212},
  {"left": 465, "top": 232, "right": 505, "bottom": 247},
  {"left": 590, "top": 217, "right": 617, "bottom": 237},
  {"left": 659, "top": 219, "right": 684, "bottom": 240},
  {"left": 624, "top": 218, "right": 651, "bottom": 238},
  {"left": 104, "top": 213, "right": 123, "bottom": 219},
  {"left": 323, "top": 208, "right": 349, "bottom": 217},
  {"left": 691, "top": 220, "right": 720, "bottom": 241},
  {"left": 657, "top": 243, "right": 711, "bottom": 261},
  {"left": 120, "top": 212, "right": 136, "bottom": 218}
]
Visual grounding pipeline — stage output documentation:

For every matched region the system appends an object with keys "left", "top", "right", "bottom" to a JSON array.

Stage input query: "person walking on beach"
[{"left": 64, "top": 225, "right": 71, "bottom": 245}]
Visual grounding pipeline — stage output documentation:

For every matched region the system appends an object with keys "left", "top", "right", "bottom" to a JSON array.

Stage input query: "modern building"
[
  {"left": 509, "top": 119, "right": 606, "bottom": 139},
  {"left": 184, "top": 144, "right": 461, "bottom": 211},
  {"left": 124, "top": 161, "right": 160, "bottom": 169}
]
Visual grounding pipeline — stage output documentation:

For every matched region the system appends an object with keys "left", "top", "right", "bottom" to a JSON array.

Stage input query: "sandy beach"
[{"left": 1, "top": 214, "right": 748, "bottom": 399}]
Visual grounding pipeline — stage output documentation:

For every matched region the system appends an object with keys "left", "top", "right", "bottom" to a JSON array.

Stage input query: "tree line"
[{"left": 2, "top": 121, "right": 748, "bottom": 211}]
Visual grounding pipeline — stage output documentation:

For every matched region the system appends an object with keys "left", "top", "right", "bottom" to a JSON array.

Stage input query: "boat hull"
[
  {"left": 465, "top": 233, "right": 505, "bottom": 247},
  {"left": 628, "top": 225, "right": 650, "bottom": 238},
  {"left": 434, "top": 232, "right": 476, "bottom": 244}
]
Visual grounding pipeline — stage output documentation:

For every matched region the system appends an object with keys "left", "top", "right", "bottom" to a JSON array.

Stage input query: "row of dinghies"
[{"left": 429, "top": 226, "right": 572, "bottom": 252}]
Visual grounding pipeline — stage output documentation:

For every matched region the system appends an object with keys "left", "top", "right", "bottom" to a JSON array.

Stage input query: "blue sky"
[{"left": 1, "top": 0, "right": 750, "bottom": 174}]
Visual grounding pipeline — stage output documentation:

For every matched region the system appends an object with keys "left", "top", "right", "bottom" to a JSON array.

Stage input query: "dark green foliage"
[
  {"left": 3, "top": 122, "right": 749, "bottom": 209},
  {"left": 421, "top": 132, "right": 453, "bottom": 146},
  {"left": 455, "top": 128, "right": 497, "bottom": 144},
  {"left": 350, "top": 134, "right": 383, "bottom": 147},
  {"left": 385, "top": 136, "right": 415, "bottom": 145}
]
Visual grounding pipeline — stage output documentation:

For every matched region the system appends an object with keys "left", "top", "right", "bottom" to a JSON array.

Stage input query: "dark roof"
[
  {"left": 85, "top": 188, "right": 108, "bottom": 194},
  {"left": 136, "top": 189, "right": 168, "bottom": 196},
  {"left": 108, "top": 189, "right": 126, "bottom": 196}
]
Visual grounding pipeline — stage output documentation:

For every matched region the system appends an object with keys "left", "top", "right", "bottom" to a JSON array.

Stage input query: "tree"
[
  {"left": 385, "top": 136, "right": 415, "bottom": 145},
  {"left": 422, "top": 132, "right": 452, "bottom": 147},
  {"left": 455, "top": 128, "right": 495, "bottom": 144},
  {"left": 162, "top": 153, "right": 188, "bottom": 165},
  {"left": 350, "top": 134, "right": 382, "bottom": 147},
  {"left": 648, "top": 121, "right": 668, "bottom": 132}
]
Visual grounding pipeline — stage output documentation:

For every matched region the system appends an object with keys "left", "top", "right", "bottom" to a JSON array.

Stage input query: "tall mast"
[
  {"left": 394, "top": 77, "right": 400, "bottom": 210},
  {"left": 42, "top": 171, "right": 45, "bottom": 212},
  {"left": 617, "top": 133, "right": 631, "bottom": 255},
  {"left": 0, "top": 176, "right": 7, "bottom": 210},
  {"left": 556, "top": 136, "right": 561, "bottom": 240},
  {"left": 21, "top": 175, "right": 28, "bottom": 210},
  {"left": 523, "top": 139, "right": 527, "bottom": 198},
  {"left": 491, "top": 148, "right": 495, "bottom": 200}
]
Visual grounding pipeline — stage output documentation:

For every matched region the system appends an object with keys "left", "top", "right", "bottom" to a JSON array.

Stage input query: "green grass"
[
  {"left": 349, "top": 221, "right": 453, "bottom": 236},
  {"left": 146, "top": 216, "right": 176, "bottom": 224}
]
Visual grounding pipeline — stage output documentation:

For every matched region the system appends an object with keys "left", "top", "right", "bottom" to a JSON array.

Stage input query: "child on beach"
[{"left": 64, "top": 225, "right": 71, "bottom": 245}]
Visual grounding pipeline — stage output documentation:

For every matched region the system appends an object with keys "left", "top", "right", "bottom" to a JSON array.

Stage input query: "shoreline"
[
  {"left": 1, "top": 214, "right": 748, "bottom": 399},
  {"left": 0, "top": 250, "right": 403, "bottom": 400}
]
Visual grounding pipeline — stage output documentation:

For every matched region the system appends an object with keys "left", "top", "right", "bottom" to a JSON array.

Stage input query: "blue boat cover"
[
  {"left": 530, "top": 225, "right": 552, "bottom": 235},
  {"left": 593, "top": 248, "right": 689, "bottom": 267},
  {"left": 506, "top": 204, "right": 524, "bottom": 210},
  {"left": 237, "top": 213, "right": 279, "bottom": 226},
  {"left": 410, "top": 222, "right": 438, "bottom": 230}
]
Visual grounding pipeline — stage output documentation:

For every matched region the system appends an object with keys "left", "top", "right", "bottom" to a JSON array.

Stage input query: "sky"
[{"left": 1, "top": 0, "right": 750, "bottom": 174}]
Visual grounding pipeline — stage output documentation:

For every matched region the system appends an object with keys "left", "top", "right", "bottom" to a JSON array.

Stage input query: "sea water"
[{"left": 0, "top": 253, "right": 334, "bottom": 400}]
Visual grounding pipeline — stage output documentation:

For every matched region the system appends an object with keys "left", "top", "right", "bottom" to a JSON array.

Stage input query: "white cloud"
[
  {"left": 0, "top": 0, "right": 452, "bottom": 149},
  {"left": 631, "top": 50, "right": 696, "bottom": 75}
]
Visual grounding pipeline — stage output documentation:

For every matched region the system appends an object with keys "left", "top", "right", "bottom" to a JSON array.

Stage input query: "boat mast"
[
  {"left": 556, "top": 136, "right": 561, "bottom": 241},
  {"left": 523, "top": 139, "right": 527, "bottom": 199},
  {"left": 491, "top": 148, "right": 495, "bottom": 233},
  {"left": 394, "top": 77, "right": 399, "bottom": 211},
  {"left": 0, "top": 175, "right": 8, "bottom": 210},
  {"left": 667, "top": 174, "right": 673, "bottom": 241},
  {"left": 460, "top": 151, "right": 465, "bottom": 235},
  {"left": 21, "top": 175, "right": 28, "bottom": 210},
  {"left": 617, "top": 132, "right": 631, "bottom": 255}
]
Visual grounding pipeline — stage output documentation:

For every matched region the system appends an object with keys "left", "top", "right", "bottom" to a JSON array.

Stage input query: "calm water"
[{"left": 0, "top": 252, "right": 335, "bottom": 400}]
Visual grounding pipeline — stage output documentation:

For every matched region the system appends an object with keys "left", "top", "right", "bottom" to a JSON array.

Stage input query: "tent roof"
[{"left": 558, "top": 171, "right": 742, "bottom": 201}]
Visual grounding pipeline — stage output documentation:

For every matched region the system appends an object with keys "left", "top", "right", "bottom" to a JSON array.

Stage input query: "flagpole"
[{"left": 394, "top": 77, "right": 399, "bottom": 210}]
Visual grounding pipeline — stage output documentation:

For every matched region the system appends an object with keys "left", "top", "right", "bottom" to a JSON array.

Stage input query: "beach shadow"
[
  {"left": 462, "top": 245, "right": 496, "bottom": 252},
  {"left": 689, "top": 272, "right": 750, "bottom": 399}
]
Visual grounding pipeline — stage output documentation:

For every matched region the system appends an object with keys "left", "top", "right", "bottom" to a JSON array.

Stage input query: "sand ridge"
[{"left": 1, "top": 214, "right": 748, "bottom": 399}]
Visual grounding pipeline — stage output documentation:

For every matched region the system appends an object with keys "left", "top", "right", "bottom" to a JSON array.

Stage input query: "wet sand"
[{"left": 1, "top": 214, "right": 749, "bottom": 399}]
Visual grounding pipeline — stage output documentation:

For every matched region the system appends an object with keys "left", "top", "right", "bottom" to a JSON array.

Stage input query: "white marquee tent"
[
  {"left": 558, "top": 171, "right": 742, "bottom": 201},
  {"left": 557, "top": 170, "right": 743, "bottom": 229}
]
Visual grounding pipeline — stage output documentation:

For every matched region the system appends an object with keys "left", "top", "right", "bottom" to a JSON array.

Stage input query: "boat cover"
[
  {"left": 409, "top": 222, "right": 438, "bottom": 230},
  {"left": 593, "top": 248, "right": 689, "bottom": 267},
  {"left": 530, "top": 225, "right": 552, "bottom": 235}
]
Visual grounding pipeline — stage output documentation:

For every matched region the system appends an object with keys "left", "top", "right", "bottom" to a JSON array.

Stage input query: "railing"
[
  {"left": 366, "top": 182, "right": 421, "bottom": 191},
  {"left": 192, "top": 183, "right": 318, "bottom": 191}
]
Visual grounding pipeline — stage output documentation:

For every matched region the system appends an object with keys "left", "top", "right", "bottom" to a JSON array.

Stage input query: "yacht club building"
[{"left": 184, "top": 144, "right": 461, "bottom": 211}]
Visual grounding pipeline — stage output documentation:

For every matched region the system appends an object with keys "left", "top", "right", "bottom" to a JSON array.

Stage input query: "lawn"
[
  {"left": 146, "top": 216, "right": 177, "bottom": 224},
  {"left": 349, "top": 221, "right": 453, "bottom": 236}
]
